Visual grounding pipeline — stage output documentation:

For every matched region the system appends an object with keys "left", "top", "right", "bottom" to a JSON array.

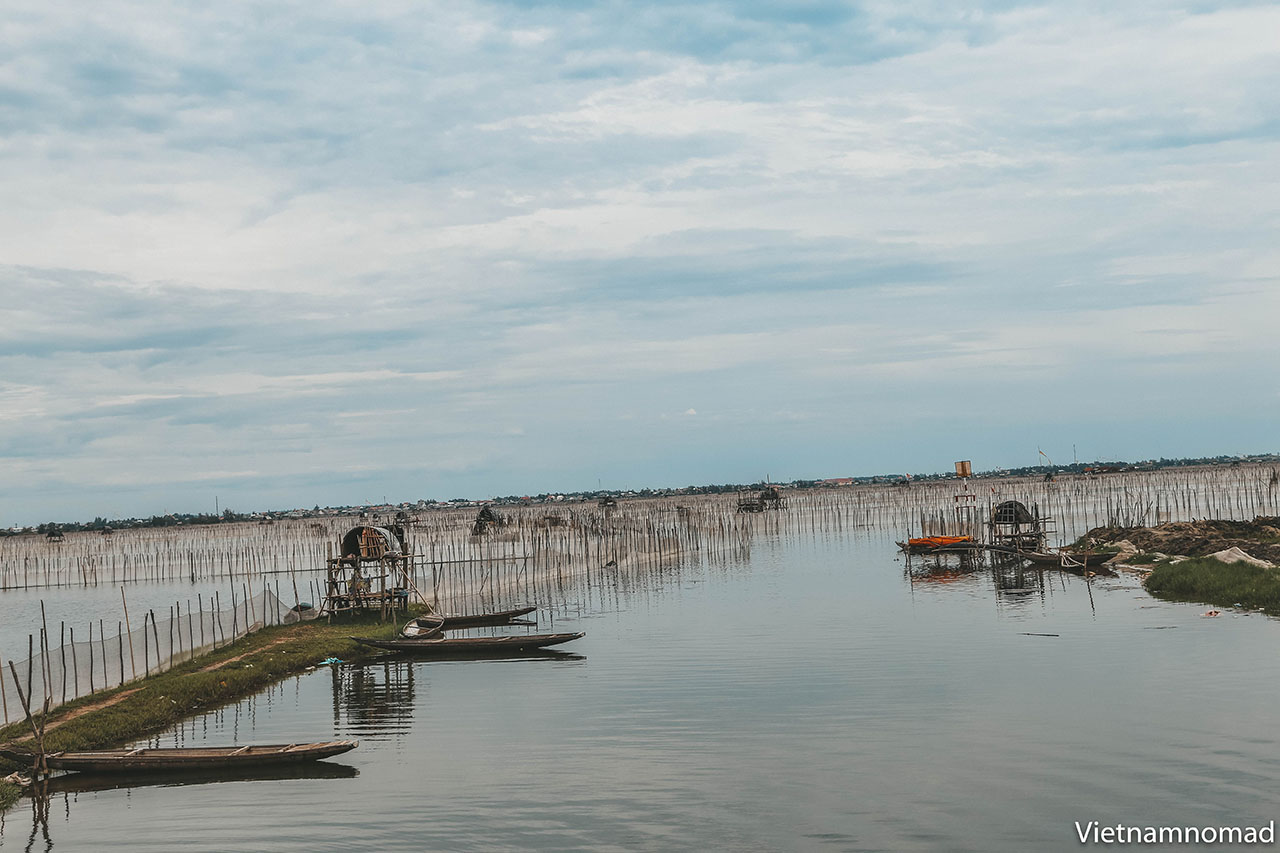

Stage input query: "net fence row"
[{"left": 0, "top": 589, "right": 316, "bottom": 726}]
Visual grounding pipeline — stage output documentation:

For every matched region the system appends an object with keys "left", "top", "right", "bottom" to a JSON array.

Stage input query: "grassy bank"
[
  {"left": 1144, "top": 557, "right": 1280, "bottom": 612},
  {"left": 0, "top": 610, "right": 414, "bottom": 765}
]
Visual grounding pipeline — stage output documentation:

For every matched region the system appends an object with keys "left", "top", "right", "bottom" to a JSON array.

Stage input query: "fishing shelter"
[
  {"left": 322, "top": 525, "right": 420, "bottom": 618},
  {"left": 987, "top": 500, "right": 1051, "bottom": 552}
]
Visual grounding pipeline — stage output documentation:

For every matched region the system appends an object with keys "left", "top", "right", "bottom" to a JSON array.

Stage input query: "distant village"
[{"left": 7, "top": 452, "right": 1278, "bottom": 537}]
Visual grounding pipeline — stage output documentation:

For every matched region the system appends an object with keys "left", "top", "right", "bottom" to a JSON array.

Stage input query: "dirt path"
[
  {"left": 41, "top": 688, "right": 142, "bottom": 733},
  {"left": 197, "top": 635, "right": 294, "bottom": 672},
  {"left": 32, "top": 634, "right": 299, "bottom": 736}
]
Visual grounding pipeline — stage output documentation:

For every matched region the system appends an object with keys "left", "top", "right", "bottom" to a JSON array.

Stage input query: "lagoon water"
[{"left": 4, "top": 528, "right": 1280, "bottom": 851}]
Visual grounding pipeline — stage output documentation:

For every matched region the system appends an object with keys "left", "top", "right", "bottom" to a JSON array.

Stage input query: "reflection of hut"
[
  {"left": 322, "top": 525, "right": 418, "bottom": 618},
  {"left": 333, "top": 660, "right": 415, "bottom": 731},
  {"left": 471, "top": 505, "right": 504, "bottom": 536},
  {"left": 988, "top": 500, "right": 1049, "bottom": 552}
]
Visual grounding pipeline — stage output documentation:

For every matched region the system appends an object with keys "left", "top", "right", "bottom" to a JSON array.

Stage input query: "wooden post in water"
[{"left": 39, "top": 603, "right": 51, "bottom": 709}]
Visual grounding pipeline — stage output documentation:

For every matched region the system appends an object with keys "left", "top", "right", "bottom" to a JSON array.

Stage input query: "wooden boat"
[
  {"left": 400, "top": 615, "right": 445, "bottom": 637},
  {"left": 351, "top": 632, "right": 585, "bottom": 655},
  {"left": 433, "top": 606, "right": 538, "bottom": 629},
  {"left": 898, "top": 535, "right": 977, "bottom": 553},
  {"left": 1019, "top": 550, "right": 1114, "bottom": 567},
  {"left": 1017, "top": 550, "right": 1118, "bottom": 574},
  {"left": 983, "top": 545, "right": 1118, "bottom": 574},
  {"left": 0, "top": 741, "right": 357, "bottom": 773}
]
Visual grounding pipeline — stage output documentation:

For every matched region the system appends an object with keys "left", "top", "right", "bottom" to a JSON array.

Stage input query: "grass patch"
[
  {"left": 1144, "top": 557, "right": 1280, "bottom": 612},
  {"left": 0, "top": 780, "right": 20, "bottom": 811},
  {"left": 0, "top": 610, "right": 416, "bottom": 767}
]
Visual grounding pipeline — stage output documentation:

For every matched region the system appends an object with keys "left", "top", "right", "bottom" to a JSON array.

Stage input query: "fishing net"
[{"left": 0, "top": 590, "right": 316, "bottom": 726}]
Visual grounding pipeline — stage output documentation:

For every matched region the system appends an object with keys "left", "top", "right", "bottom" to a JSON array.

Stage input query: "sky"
[{"left": 1, "top": 1, "right": 1278, "bottom": 525}]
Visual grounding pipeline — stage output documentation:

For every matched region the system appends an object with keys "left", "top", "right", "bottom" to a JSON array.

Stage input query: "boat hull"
[
  {"left": 437, "top": 606, "right": 538, "bottom": 629},
  {"left": 352, "top": 632, "right": 585, "bottom": 655},
  {"left": 0, "top": 741, "right": 358, "bottom": 773}
]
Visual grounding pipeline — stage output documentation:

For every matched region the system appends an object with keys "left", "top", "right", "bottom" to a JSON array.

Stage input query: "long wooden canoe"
[
  {"left": 433, "top": 606, "right": 538, "bottom": 629},
  {"left": 1021, "top": 550, "right": 1115, "bottom": 567},
  {"left": 984, "top": 545, "right": 1118, "bottom": 574},
  {"left": 0, "top": 741, "right": 357, "bottom": 773},
  {"left": 352, "top": 632, "right": 584, "bottom": 654}
]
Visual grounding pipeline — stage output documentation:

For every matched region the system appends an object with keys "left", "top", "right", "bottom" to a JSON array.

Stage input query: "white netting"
[{"left": 0, "top": 590, "right": 315, "bottom": 725}]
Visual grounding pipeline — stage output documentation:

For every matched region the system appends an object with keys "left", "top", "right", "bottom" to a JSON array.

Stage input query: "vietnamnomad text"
[{"left": 1075, "top": 821, "right": 1275, "bottom": 845}]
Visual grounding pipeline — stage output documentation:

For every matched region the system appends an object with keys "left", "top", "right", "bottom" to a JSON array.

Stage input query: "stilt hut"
[
  {"left": 987, "top": 500, "right": 1051, "bottom": 552},
  {"left": 322, "top": 525, "right": 418, "bottom": 619},
  {"left": 471, "top": 505, "right": 505, "bottom": 536}
]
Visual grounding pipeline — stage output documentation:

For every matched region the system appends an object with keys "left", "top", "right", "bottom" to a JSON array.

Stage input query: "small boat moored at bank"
[
  {"left": 0, "top": 741, "right": 358, "bottom": 774},
  {"left": 352, "top": 632, "right": 585, "bottom": 655},
  {"left": 432, "top": 605, "right": 538, "bottom": 629}
]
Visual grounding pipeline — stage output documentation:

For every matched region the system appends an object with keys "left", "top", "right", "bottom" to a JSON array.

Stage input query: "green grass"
[
  {"left": 0, "top": 780, "right": 20, "bottom": 811},
  {"left": 1144, "top": 557, "right": 1280, "bottom": 612},
  {"left": 0, "top": 610, "right": 416, "bottom": 772}
]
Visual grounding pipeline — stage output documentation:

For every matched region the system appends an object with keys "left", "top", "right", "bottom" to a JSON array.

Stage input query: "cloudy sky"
[{"left": 2, "top": 1, "right": 1278, "bottom": 524}]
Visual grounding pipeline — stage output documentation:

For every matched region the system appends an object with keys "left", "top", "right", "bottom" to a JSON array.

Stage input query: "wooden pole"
[
  {"left": 149, "top": 610, "right": 161, "bottom": 673},
  {"left": 0, "top": 649, "right": 8, "bottom": 724},
  {"left": 7, "top": 659, "right": 49, "bottom": 777},
  {"left": 121, "top": 587, "right": 136, "bottom": 680},
  {"left": 60, "top": 621, "right": 67, "bottom": 706},
  {"left": 70, "top": 628, "right": 78, "bottom": 702}
]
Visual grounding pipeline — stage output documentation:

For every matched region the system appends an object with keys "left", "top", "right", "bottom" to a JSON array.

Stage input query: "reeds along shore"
[{"left": 2, "top": 464, "right": 1278, "bottom": 593}]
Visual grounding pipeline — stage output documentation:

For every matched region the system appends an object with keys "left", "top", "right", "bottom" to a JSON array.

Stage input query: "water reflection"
[
  {"left": 332, "top": 660, "right": 415, "bottom": 737},
  {"left": 45, "top": 762, "right": 359, "bottom": 796}
]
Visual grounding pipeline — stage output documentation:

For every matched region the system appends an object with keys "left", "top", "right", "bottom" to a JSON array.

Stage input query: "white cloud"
[{"left": 2, "top": 0, "right": 1278, "bottom": 522}]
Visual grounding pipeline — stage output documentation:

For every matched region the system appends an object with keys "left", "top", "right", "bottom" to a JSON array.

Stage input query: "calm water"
[{"left": 4, "top": 530, "right": 1279, "bottom": 851}]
